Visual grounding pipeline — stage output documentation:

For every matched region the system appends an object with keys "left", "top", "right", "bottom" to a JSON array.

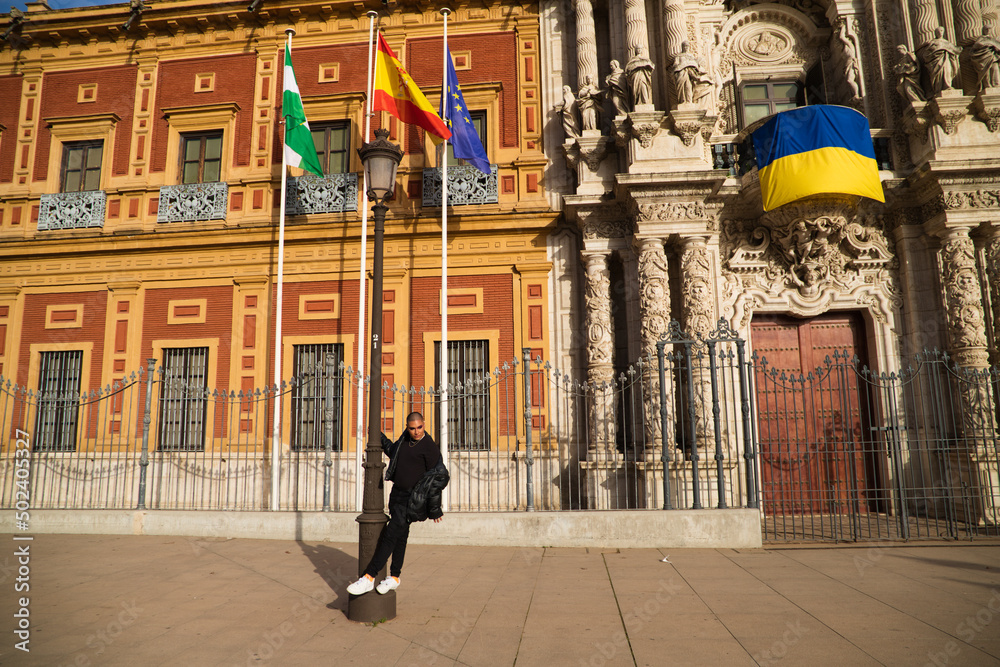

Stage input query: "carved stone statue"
[
  {"left": 625, "top": 47, "right": 655, "bottom": 107},
  {"left": 605, "top": 60, "right": 630, "bottom": 117},
  {"left": 671, "top": 41, "right": 713, "bottom": 104},
  {"left": 577, "top": 75, "right": 601, "bottom": 131},
  {"left": 920, "top": 27, "right": 962, "bottom": 97},
  {"left": 971, "top": 27, "right": 1000, "bottom": 91},
  {"left": 836, "top": 21, "right": 862, "bottom": 100},
  {"left": 894, "top": 44, "right": 926, "bottom": 103},
  {"left": 556, "top": 85, "right": 581, "bottom": 139}
]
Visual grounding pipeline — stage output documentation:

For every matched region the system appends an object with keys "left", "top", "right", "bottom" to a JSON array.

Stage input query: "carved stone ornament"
[
  {"left": 624, "top": 110, "right": 665, "bottom": 148},
  {"left": 636, "top": 237, "right": 672, "bottom": 444},
  {"left": 940, "top": 230, "right": 989, "bottom": 362},
  {"left": 563, "top": 135, "right": 612, "bottom": 172},
  {"left": 986, "top": 235, "right": 1000, "bottom": 365},
  {"left": 584, "top": 253, "right": 614, "bottom": 366},
  {"left": 973, "top": 89, "right": 1000, "bottom": 131},
  {"left": 635, "top": 200, "right": 708, "bottom": 221},
  {"left": 929, "top": 93, "right": 970, "bottom": 134},
  {"left": 720, "top": 201, "right": 901, "bottom": 321},
  {"left": 680, "top": 239, "right": 716, "bottom": 340},
  {"left": 943, "top": 189, "right": 1000, "bottom": 209},
  {"left": 578, "top": 204, "right": 631, "bottom": 240}
]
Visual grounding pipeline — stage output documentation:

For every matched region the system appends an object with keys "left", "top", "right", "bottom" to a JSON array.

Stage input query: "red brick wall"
[
  {"left": 406, "top": 33, "right": 519, "bottom": 154},
  {"left": 141, "top": 286, "right": 234, "bottom": 388},
  {"left": 18, "top": 291, "right": 108, "bottom": 391},
  {"left": 151, "top": 53, "right": 256, "bottom": 174},
  {"left": 33, "top": 65, "right": 138, "bottom": 182},
  {"left": 272, "top": 42, "right": 370, "bottom": 165},
  {"left": 0, "top": 75, "right": 22, "bottom": 183},
  {"left": 265, "top": 279, "right": 361, "bottom": 370},
  {"left": 409, "top": 273, "right": 514, "bottom": 388}
]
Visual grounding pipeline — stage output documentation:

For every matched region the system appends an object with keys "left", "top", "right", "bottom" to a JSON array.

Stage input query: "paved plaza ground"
[{"left": 0, "top": 534, "right": 998, "bottom": 666}]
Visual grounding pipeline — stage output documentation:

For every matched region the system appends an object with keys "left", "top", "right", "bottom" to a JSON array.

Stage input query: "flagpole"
[
  {"left": 271, "top": 28, "right": 296, "bottom": 511},
  {"left": 355, "top": 10, "right": 378, "bottom": 513},
  {"left": 439, "top": 7, "right": 450, "bottom": 509}
]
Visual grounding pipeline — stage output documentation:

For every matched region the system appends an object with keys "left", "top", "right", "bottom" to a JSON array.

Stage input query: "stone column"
[
  {"left": 984, "top": 0, "right": 1000, "bottom": 35},
  {"left": 624, "top": 0, "right": 651, "bottom": 61},
  {"left": 939, "top": 225, "right": 993, "bottom": 524},
  {"left": 986, "top": 226, "right": 1000, "bottom": 367},
  {"left": 912, "top": 0, "right": 941, "bottom": 45},
  {"left": 574, "top": 0, "right": 599, "bottom": 88},
  {"left": 582, "top": 250, "right": 616, "bottom": 457},
  {"left": 952, "top": 0, "right": 983, "bottom": 44},
  {"left": 679, "top": 237, "right": 715, "bottom": 340},
  {"left": 678, "top": 236, "right": 717, "bottom": 449},
  {"left": 662, "top": 0, "right": 686, "bottom": 62},
  {"left": 941, "top": 226, "right": 990, "bottom": 370},
  {"left": 636, "top": 237, "right": 672, "bottom": 449}
]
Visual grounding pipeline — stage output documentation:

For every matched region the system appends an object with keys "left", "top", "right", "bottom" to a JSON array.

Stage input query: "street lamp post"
[{"left": 348, "top": 127, "right": 403, "bottom": 623}]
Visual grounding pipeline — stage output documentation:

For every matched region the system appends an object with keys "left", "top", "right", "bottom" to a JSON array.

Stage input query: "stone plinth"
[{"left": 564, "top": 135, "right": 616, "bottom": 195}]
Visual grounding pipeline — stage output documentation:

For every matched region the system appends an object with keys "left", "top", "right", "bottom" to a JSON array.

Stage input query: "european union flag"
[
  {"left": 752, "top": 105, "right": 884, "bottom": 212},
  {"left": 441, "top": 49, "right": 490, "bottom": 175}
]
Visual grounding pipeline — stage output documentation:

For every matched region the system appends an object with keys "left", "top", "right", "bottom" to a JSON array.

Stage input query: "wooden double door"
[{"left": 751, "top": 312, "right": 882, "bottom": 516}]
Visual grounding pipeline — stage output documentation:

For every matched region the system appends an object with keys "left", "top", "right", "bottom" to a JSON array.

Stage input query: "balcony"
[
  {"left": 422, "top": 164, "right": 498, "bottom": 207},
  {"left": 37, "top": 191, "right": 107, "bottom": 231},
  {"left": 157, "top": 182, "right": 228, "bottom": 223},
  {"left": 285, "top": 172, "right": 358, "bottom": 215}
]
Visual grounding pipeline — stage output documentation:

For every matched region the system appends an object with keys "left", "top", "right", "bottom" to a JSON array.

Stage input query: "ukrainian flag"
[{"left": 752, "top": 105, "right": 884, "bottom": 212}]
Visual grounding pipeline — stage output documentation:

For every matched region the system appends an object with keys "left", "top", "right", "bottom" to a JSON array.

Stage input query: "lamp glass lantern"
[{"left": 358, "top": 128, "right": 403, "bottom": 201}]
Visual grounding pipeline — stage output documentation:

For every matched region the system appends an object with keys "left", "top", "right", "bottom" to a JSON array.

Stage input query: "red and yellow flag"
[{"left": 373, "top": 33, "right": 451, "bottom": 141}]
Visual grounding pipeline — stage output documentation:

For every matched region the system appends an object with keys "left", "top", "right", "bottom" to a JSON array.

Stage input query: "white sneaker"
[
  {"left": 347, "top": 575, "right": 374, "bottom": 595},
  {"left": 376, "top": 576, "right": 400, "bottom": 594}
]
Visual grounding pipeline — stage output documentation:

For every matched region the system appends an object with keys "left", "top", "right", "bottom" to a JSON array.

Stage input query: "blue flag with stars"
[{"left": 442, "top": 49, "right": 491, "bottom": 175}]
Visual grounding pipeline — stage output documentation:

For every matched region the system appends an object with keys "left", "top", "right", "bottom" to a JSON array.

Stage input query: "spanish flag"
[
  {"left": 752, "top": 105, "right": 884, "bottom": 212},
  {"left": 373, "top": 33, "right": 451, "bottom": 142}
]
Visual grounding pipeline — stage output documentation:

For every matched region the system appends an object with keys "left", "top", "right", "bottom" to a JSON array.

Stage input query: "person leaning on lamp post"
[{"left": 347, "top": 412, "right": 449, "bottom": 596}]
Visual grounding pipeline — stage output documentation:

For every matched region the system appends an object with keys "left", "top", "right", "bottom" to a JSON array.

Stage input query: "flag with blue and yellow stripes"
[{"left": 752, "top": 105, "right": 884, "bottom": 212}]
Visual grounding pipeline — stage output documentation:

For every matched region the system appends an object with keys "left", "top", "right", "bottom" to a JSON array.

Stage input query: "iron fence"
[{"left": 1, "top": 321, "right": 998, "bottom": 543}]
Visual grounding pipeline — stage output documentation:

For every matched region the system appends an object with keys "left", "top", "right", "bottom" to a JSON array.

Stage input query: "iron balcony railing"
[
  {"left": 37, "top": 190, "right": 107, "bottom": 231},
  {"left": 286, "top": 172, "right": 359, "bottom": 215},
  {"left": 157, "top": 182, "right": 228, "bottom": 223},
  {"left": 422, "top": 164, "right": 499, "bottom": 207}
]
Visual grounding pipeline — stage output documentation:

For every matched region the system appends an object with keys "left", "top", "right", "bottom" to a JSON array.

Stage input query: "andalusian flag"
[
  {"left": 752, "top": 105, "right": 884, "bottom": 211},
  {"left": 283, "top": 44, "right": 323, "bottom": 177},
  {"left": 373, "top": 33, "right": 451, "bottom": 141}
]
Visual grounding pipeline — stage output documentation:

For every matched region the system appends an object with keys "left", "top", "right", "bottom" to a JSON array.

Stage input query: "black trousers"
[{"left": 363, "top": 486, "right": 410, "bottom": 579}]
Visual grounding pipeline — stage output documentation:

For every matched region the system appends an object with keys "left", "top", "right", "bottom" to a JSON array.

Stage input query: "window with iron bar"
[
  {"left": 158, "top": 347, "right": 209, "bottom": 451},
  {"left": 34, "top": 350, "right": 83, "bottom": 452},
  {"left": 291, "top": 343, "right": 344, "bottom": 452},
  {"left": 434, "top": 339, "right": 490, "bottom": 451}
]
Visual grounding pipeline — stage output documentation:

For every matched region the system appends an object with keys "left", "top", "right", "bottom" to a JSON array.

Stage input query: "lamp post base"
[{"left": 347, "top": 590, "right": 397, "bottom": 623}]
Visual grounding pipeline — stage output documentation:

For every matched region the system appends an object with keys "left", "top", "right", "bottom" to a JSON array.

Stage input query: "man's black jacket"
[{"left": 380, "top": 432, "right": 450, "bottom": 522}]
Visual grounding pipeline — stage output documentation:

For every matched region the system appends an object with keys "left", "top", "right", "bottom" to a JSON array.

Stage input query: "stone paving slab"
[{"left": 0, "top": 534, "right": 998, "bottom": 666}]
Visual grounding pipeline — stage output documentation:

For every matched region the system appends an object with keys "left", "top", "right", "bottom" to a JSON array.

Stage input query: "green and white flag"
[{"left": 283, "top": 44, "right": 323, "bottom": 177}]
